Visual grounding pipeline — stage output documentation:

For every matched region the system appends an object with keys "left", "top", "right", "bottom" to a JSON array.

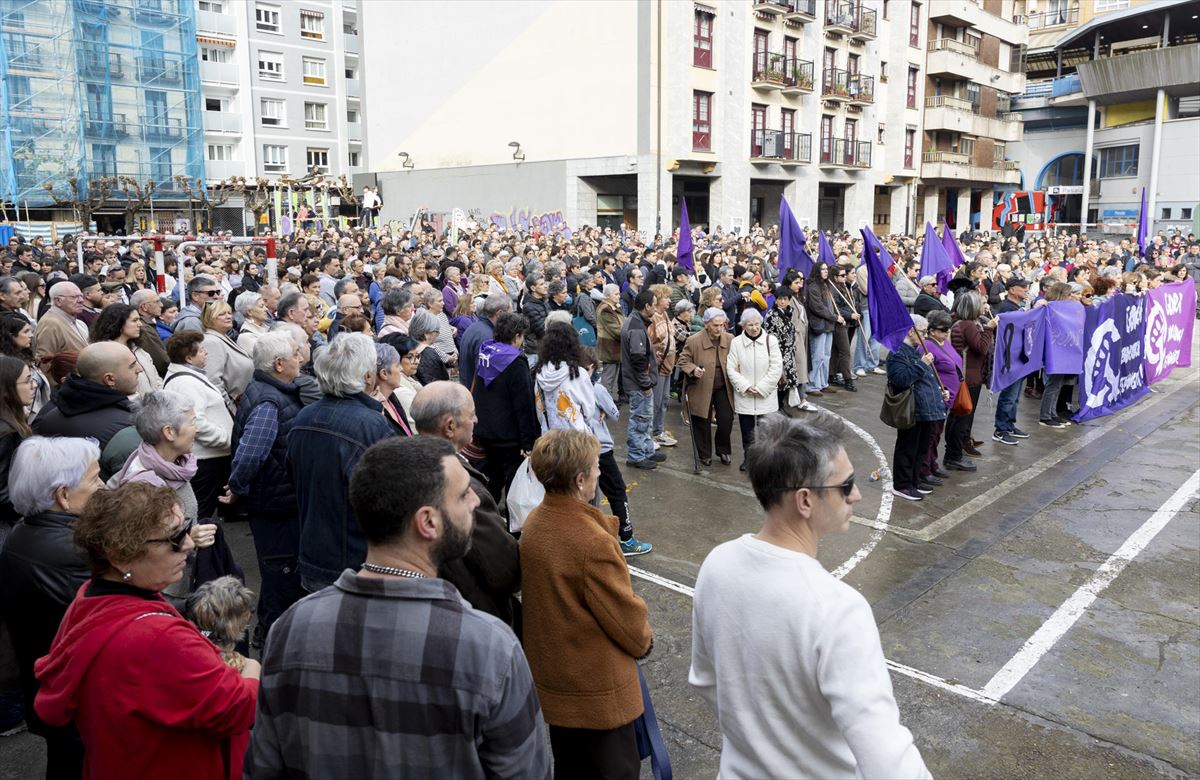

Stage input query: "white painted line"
[
  {"left": 980, "top": 469, "right": 1200, "bottom": 702},
  {"left": 901, "top": 372, "right": 1192, "bottom": 542},
  {"left": 628, "top": 562, "right": 995, "bottom": 705}
]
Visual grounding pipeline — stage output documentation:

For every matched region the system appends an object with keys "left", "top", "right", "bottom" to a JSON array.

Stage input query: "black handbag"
[{"left": 880, "top": 382, "right": 916, "bottom": 430}]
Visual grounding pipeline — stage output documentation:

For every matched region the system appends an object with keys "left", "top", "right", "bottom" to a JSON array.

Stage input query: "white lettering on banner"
[
  {"left": 1120, "top": 342, "right": 1141, "bottom": 365},
  {"left": 1164, "top": 293, "right": 1183, "bottom": 316},
  {"left": 1125, "top": 302, "right": 1143, "bottom": 332},
  {"left": 1118, "top": 372, "right": 1144, "bottom": 393},
  {"left": 1083, "top": 320, "right": 1119, "bottom": 410}
]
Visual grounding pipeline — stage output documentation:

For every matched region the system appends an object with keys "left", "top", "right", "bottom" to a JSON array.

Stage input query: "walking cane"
[{"left": 682, "top": 382, "right": 702, "bottom": 475}]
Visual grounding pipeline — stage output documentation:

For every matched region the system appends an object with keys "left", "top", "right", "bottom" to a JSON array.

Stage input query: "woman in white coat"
[
  {"left": 200, "top": 301, "right": 253, "bottom": 414},
  {"left": 726, "top": 308, "right": 782, "bottom": 471}
]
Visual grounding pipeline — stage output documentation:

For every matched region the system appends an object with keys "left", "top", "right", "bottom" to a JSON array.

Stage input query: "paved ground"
[{"left": 3, "top": 345, "right": 1198, "bottom": 779}]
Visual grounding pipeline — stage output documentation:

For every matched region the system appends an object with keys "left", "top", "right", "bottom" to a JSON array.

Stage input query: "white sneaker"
[
  {"left": 799, "top": 401, "right": 818, "bottom": 412},
  {"left": 652, "top": 439, "right": 661, "bottom": 450},
  {"left": 872, "top": 367, "right": 887, "bottom": 375},
  {"left": 654, "top": 433, "right": 678, "bottom": 447},
  {"left": 855, "top": 369, "right": 867, "bottom": 377}
]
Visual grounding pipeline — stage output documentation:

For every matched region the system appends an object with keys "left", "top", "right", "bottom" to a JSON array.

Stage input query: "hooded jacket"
[
  {"left": 31, "top": 374, "right": 134, "bottom": 450},
  {"left": 534, "top": 361, "right": 596, "bottom": 434},
  {"left": 35, "top": 582, "right": 258, "bottom": 780}
]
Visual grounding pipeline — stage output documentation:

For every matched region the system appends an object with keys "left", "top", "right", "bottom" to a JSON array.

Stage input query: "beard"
[{"left": 432, "top": 508, "right": 473, "bottom": 568}]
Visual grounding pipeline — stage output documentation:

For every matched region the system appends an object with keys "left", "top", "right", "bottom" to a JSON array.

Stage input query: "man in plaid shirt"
[{"left": 247, "top": 436, "right": 549, "bottom": 778}]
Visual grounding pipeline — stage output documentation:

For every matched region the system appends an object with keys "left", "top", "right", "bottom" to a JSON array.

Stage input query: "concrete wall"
[{"left": 361, "top": 0, "right": 638, "bottom": 172}]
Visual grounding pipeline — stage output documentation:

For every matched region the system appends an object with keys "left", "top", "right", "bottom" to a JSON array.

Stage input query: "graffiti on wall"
[{"left": 489, "top": 208, "right": 572, "bottom": 237}]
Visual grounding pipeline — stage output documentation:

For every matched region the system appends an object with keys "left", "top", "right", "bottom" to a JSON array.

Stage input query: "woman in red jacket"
[{"left": 34, "top": 483, "right": 259, "bottom": 780}]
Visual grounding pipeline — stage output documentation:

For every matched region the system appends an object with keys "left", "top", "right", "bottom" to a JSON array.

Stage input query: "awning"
[{"left": 196, "top": 36, "right": 234, "bottom": 47}]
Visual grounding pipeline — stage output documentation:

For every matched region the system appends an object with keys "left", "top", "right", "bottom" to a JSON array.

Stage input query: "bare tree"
[
  {"left": 232, "top": 176, "right": 273, "bottom": 235},
  {"left": 115, "top": 177, "right": 157, "bottom": 233},
  {"left": 42, "top": 176, "right": 116, "bottom": 230},
  {"left": 174, "top": 176, "right": 243, "bottom": 232}
]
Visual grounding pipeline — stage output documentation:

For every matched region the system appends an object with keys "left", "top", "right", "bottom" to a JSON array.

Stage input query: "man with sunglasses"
[
  {"left": 690, "top": 415, "right": 929, "bottom": 780},
  {"left": 171, "top": 275, "right": 223, "bottom": 334}
]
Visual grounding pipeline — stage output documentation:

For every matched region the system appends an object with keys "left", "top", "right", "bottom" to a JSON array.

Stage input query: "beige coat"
[
  {"left": 202, "top": 330, "right": 253, "bottom": 412},
  {"left": 34, "top": 307, "right": 89, "bottom": 383},
  {"left": 790, "top": 299, "right": 810, "bottom": 388},
  {"left": 678, "top": 329, "right": 734, "bottom": 416}
]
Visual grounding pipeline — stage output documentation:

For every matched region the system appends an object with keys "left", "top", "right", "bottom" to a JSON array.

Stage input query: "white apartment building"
[
  {"left": 195, "top": 0, "right": 365, "bottom": 184},
  {"left": 362, "top": 0, "right": 930, "bottom": 236}
]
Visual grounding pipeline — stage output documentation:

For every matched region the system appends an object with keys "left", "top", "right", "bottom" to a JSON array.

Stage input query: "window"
[
  {"left": 877, "top": 123, "right": 886, "bottom": 144},
  {"left": 306, "top": 147, "right": 329, "bottom": 172},
  {"left": 994, "top": 142, "right": 1006, "bottom": 164},
  {"left": 343, "top": 17, "right": 358, "bottom": 34},
  {"left": 150, "top": 147, "right": 171, "bottom": 183},
  {"left": 880, "top": 61, "right": 888, "bottom": 83},
  {"left": 299, "top": 9, "right": 325, "bottom": 40},
  {"left": 348, "top": 150, "right": 361, "bottom": 167},
  {"left": 262, "top": 144, "right": 287, "bottom": 173},
  {"left": 257, "top": 50, "right": 283, "bottom": 80},
  {"left": 198, "top": 0, "right": 223, "bottom": 11},
  {"left": 346, "top": 108, "right": 360, "bottom": 123},
  {"left": 820, "top": 115, "right": 834, "bottom": 163},
  {"left": 965, "top": 82, "right": 980, "bottom": 109},
  {"left": 200, "top": 45, "right": 231, "bottom": 64},
  {"left": 904, "top": 127, "right": 915, "bottom": 168},
  {"left": 692, "top": 91, "right": 711, "bottom": 151},
  {"left": 92, "top": 144, "right": 117, "bottom": 177},
  {"left": 205, "top": 97, "right": 223, "bottom": 112},
  {"left": 1099, "top": 144, "right": 1139, "bottom": 178},
  {"left": 260, "top": 97, "right": 285, "bottom": 127},
  {"left": 304, "top": 102, "right": 327, "bottom": 130},
  {"left": 907, "top": 67, "right": 918, "bottom": 109},
  {"left": 694, "top": 8, "right": 714, "bottom": 68},
  {"left": 1161, "top": 208, "right": 1172, "bottom": 220},
  {"left": 302, "top": 57, "right": 326, "bottom": 86},
  {"left": 750, "top": 103, "right": 766, "bottom": 157},
  {"left": 909, "top": 2, "right": 921, "bottom": 47},
  {"left": 207, "top": 143, "right": 233, "bottom": 161},
  {"left": 344, "top": 60, "right": 358, "bottom": 79},
  {"left": 1183, "top": 207, "right": 1194, "bottom": 220},
  {"left": 255, "top": 4, "right": 280, "bottom": 32}
]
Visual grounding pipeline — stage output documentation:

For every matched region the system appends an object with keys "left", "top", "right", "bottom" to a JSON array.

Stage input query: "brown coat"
[
  {"left": 678, "top": 329, "right": 734, "bottom": 416},
  {"left": 520, "top": 492, "right": 652, "bottom": 730},
  {"left": 649, "top": 311, "right": 676, "bottom": 376},
  {"left": 595, "top": 301, "right": 623, "bottom": 363}
]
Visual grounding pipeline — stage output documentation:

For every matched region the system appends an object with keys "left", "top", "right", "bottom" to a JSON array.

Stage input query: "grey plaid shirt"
[{"left": 246, "top": 570, "right": 549, "bottom": 779}]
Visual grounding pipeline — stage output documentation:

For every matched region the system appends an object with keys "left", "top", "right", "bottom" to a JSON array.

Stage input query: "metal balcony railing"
[
  {"left": 787, "top": 0, "right": 817, "bottom": 17},
  {"left": 931, "top": 37, "right": 979, "bottom": 56},
  {"left": 138, "top": 58, "right": 182, "bottom": 83},
  {"left": 848, "top": 73, "right": 874, "bottom": 102},
  {"left": 751, "top": 130, "right": 812, "bottom": 162},
  {"left": 824, "top": 2, "right": 876, "bottom": 36},
  {"left": 140, "top": 115, "right": 186, "bottom": 141},
  {"left": 84, "top": 112, "right": 130, "bottom": 139},
  {"left": 819, "top": 138, "right": 871, "bottom": 166},
  {"left": 81, "top": 51, "right": 124, "bottom": 79},
  {"left": 1025, "top": 6, "right": 1078, "bottom": 29},
  {"left": 823, "top": 68, "right": 850, "bottom": 98},
  {"left": 753, "top": 52, "right": 815, "bottom": 90}
]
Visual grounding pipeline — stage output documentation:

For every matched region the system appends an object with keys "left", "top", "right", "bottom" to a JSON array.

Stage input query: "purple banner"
[
  {"left": 1043, "top": 300, "right": 1086, "bottom": 375},
  {"left": 1075, "top": 293, "right": 1148, "bottom": 422},
  {"left": 1143, "top": 281, "right": 1196, "bottom": 384},
  {"left": 989, "top": 307, "right": 1046, "bottom": 393}
]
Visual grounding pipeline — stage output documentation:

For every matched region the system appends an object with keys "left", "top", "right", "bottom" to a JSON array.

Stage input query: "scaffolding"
[{"left": 0, "top": 0, "right": 205, "bottom": 211}]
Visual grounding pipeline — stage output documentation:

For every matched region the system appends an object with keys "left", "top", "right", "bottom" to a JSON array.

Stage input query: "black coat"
[
  {"left": 913, "top": 291, "right": 950, "bottom": 320},
  {"left": 472, "top": 353, "right": 539, "bottom": 450},
  {"left": 32, "top": 375, "right": 134, "bottom": 450}
]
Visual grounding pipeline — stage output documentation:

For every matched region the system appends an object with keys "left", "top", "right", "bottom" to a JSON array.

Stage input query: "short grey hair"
[
  {"left": 718, "top": 265, "right": 733, "bottom": 278},
  {"left": 739, "top": 308, "right": 763, "bottom": 326},
  {"left": 420, "top": 288, "right": 442, "bottom": 307},
  {"left": 253, "top": 331, "right": 297, "bottom": 372},
  {"left": 234, "top": 292, "right": 262, "bottom": 317},
  {"left": 745, "top": 414, "right": 846, "bottom": 511},
  {"left": 133, "top": 390, "right": 194, "bottom": 445},
  {"left": 910, "top": 314, "right": 929, "bottom": 332},
  {"left": 602, "top": 283, "right": 619, "bottom": 298},
  {"left": 313, "top": 332, "right": 375, "bottom": 396},
  {"left": 333, "top": 277, "right": 359, "bottom": 298},
  {"left": 548, "top": 280, "right": 567, "bottom": 298},
  {"left": 8, "top": 436, "right": 102, "bottom": 516},
  {"left": 381, "top": 288, "right": 412, "bottom": 316},
  {"left": 545, "top": 310, "right": 572, "bottom": 327},
  {"left": 278, "top": 282, "right": 301, "bottom": 298},
  {"left": 477, "top": 293, "right": 512, "bottom": 319},
  {"left": 129, "top": 288, "right": 158, "bottom": 308},
  {"left": 375, "top": 342, "right": 400, "bottom": 373}
]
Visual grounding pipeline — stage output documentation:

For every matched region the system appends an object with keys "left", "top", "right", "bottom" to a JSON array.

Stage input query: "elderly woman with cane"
[{"left": 678, "top": 308, "right": 735, "bottom": 467}]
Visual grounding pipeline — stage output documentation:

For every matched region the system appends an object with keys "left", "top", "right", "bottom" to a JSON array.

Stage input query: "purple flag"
[
  {"left": 817, "top": 229, "right": 836, "bottom": 266},
  {"left": 941, "top": 225, "right": 967, "bottom": 269},
  {"left": 1076, "top": 292, "right": 1148, "bottom": 421},
  {"left": 676, "top": 199, "right": 694, "bottom": 273},
  {"left": 863, "top": 225, "right": 898, "bottom": 274},
  {"left": 989, "top": 307, "right": 1046, "bottom": 393},
  {"left": 1043, "top": 300, "right": 1086, "bottom": 375},
  {"left": 1144, "top": 280, "right": 1196, "bottom": 384},
  {"left": 919, "top": 222, "right": 954, "bottom": 294},
  {"left": 860, "top": 228, "right": 913, "bottom": 351},
  {"left": 1136, "top": 187, "right": 1148, "bottom": 258},
  {"left": 778, "top": 197, "right": 813, "bottom": 277},
  {"left": 475, "top": 340, "right": 522, "bottom": 387}
]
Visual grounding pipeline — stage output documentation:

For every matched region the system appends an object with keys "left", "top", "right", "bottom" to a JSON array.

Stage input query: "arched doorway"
[{"left": 1036, "top": 152, "right": 1096, "bottom": 228}]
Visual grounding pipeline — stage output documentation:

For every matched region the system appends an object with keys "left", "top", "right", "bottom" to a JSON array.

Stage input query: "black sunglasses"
[
  {"left": 786, "top": 474, "right": 855, "bottom": 497},
  {"left": 147, "top": 517, "right": 195, "bottom": 552}
]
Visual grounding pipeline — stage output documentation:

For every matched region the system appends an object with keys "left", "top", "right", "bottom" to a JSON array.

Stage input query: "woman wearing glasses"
[{"left": 34, "top": 483, "right": 259, "bottom": 780}]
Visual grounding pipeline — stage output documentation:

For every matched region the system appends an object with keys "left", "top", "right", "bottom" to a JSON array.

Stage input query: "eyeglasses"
[
  {"left": 785, "top": 474, "right": 856, "bottom": 497},
  {"left": 146, "top": 517, "right": 195, "bottom": 552}
]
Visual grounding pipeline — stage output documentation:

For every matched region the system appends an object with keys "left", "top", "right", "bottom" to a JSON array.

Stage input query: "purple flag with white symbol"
[
  {"left": 475, "top": 340, "right": 523, "bottom": 387},
  {"left": 941, "top": 225, "right": 967, "bottom": 269},
  {"left": 989, "top": 307, "right": 1046, "bottom": 393},
  {"left": 1143, "top": 280, "right": 1196, "bottom": 385},
  {"left": 1074, "top": 293, "right": 1148, "bottom": 421}
]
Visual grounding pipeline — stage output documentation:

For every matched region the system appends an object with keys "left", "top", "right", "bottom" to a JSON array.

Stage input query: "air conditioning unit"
[{"left": 763, "top": 131, "right": 782, "bottom": 158}]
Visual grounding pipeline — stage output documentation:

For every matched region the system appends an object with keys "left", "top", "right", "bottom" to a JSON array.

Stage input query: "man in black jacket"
[
  {"left": 913, "top": 276, "right": 950, "bottom": 320},
  {"left": 411, "top": 381, "right": 522, "bottom": 634},
  {"left": 32, "top": 341, "right": 140, "bottom": 449},
  {"left": 518, "top": 272, "right": 550, "bottom": 358},
  {"left": 621, "top": 289, "right": 664, "bottom": 470}
]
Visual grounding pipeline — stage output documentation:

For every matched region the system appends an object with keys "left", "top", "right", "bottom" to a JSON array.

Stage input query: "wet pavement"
[{"left": 3, "top": 347, "right": 1197, "bottom": 779}]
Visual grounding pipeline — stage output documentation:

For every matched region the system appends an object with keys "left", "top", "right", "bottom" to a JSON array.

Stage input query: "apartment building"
[
  {"left": 196, "top": 0, "right": 365, "bottom": 184},
  {"left": 1009, "top": 0, "right": 1199, "bottom": 236},
  {"left": 362, "top": 0, "right": 930, "bottom": 236},
  {"left": 915, "top": 0, "right": 1028, "bottom": 233}
]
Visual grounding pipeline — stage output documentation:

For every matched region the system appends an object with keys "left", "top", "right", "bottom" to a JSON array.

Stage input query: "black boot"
[{"left": 844, "top": 379, "right": 858, "bottom": 392}]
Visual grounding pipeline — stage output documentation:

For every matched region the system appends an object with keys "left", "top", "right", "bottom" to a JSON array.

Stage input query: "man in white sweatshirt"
[{"left": 689, "top": 414, "right": 931, "bottom": 779}]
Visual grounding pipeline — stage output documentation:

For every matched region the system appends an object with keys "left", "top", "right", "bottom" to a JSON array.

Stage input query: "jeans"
[
  {"left": 626, "top": 389, "right": 655, "bottom": 463},
  {"left": 247, "top": 512, "right": 305, "bottom": 639},
  {"left": 652, "top": 373, "right": 671, "bottom": 436},
  {"left": 994, "top": 380, "right": 1022, "bottom": 433},
  {"left": 806, "top": 331, "right": 833, "bottom": 391},
  {"left": 853, "top": 310, "right": 880, "bottom": 371},
  {"left": 1040, "top": 373, "right": 1066, "bottom": 420}
]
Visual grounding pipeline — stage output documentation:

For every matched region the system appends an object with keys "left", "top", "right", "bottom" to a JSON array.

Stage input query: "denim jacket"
[
  {"left": 287, "top": 392, "right": 395, "bottom": 587},
  {"left": 885, "top": 343, "right": 946, "bottom": 422}
]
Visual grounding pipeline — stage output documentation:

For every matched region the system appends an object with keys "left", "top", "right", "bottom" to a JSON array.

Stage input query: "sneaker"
[
  {"left": 626, "top": 459, "right": 657, "bottom": 470},
  {"left": 620, "top": 537, "right": 654, "bottom": 556},
  {"left": 931, "top": 468, "right": 950, "bottom": 479},
  {"left": 652, "top": 439, "right": 661, "bottom": 450},
  {"left": 651, "top": 452, "right": 668, "bottom": 462},
  {"left": 1039, "top": 419, "right": 1067, "bottom": 428},
  {"left": 1054, "top": 416, "right": 1074, "bottom": 426},
  {"left": 799, "top": 401, "right": 819, "bottom": 412},
  {"left": 992, "top": 431, "right": 1019, "bottom": 445},
  {"left": 843, "top": 380, "right": 858, "bottom": 392},
  {"left": 945, "top": 458, "right": 978, "bottom": 472},
  {"left": 655, "top": 432, "right": 678, "bottom": 446},
  {"left": 1011, "top": 426, "right": 1030, "bottom": 438},
  {"left": 855, "top": 369, "right": 868, "bottom": 377},
  {"left": 823, "top": 385, "right": 840, "bottom": 393},
  {"left": 920, "top": 475, "right": 944, "bottom": 486},
  {"left": 914, "top": 485, "right": 935, "bottom": 494},
  {"left": 872, "top": 367, "right": 887, "bottom": 375},
  {"left": 893, "top": 487, "right": 924, "bottom": 501},
  {"left": 963, "top": 443, "right": 984, "bottom": 458}
]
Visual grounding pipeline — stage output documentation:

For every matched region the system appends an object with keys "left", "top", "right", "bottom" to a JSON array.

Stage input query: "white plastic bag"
[{"left": 506, "top": 457, "right": 544, "bottom": 533}]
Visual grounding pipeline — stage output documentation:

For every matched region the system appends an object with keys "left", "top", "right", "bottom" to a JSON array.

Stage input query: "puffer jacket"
[
  {"left": 534, "top": 361, "right": 596, "bottom": 434},
  {"left": 726, "top": 331, "right": 783, "bottom": 416}
]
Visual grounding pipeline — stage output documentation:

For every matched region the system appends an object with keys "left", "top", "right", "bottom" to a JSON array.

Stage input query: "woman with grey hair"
[
  {"left": 0, "top": 436, "right": 104, "bottom": 776},
  {"left": 313, "top": 331, "right": 377, "bottom": 397},
  {"left": 947, "top": 290, "right": 994, "bottom": 465},
  {"left": 408, "top": 309, "right": 450, "bottom": 386},
  {"left": 726, "top": 308, "right": 783, "bottom": 471},
  {"left": 372, "top": 342, "right": 413, "bottom": 436},
  {"left": 419, "top": 287, "right": 459, "bottom": 366},
  {"left": 886, "top": 314, "right": 949, "bottom": 501},
  {"left": 234, "top": 292, "right": 270, "bottom": 356}
]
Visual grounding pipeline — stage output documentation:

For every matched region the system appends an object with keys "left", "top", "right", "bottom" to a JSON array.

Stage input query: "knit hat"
[{"left": 702, "top": 307, "right": 727, "bottom": 323}]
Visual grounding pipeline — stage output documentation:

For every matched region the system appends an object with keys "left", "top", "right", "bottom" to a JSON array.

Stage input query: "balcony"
[
  {"left": 346, "top": 77, "right": 360, "bottom": 98},
  {"left": 753, "top": 0, "right": 790, "bottom": 15},
  {"left": 196, "top": 9, "right": 237, "bottom": 35},
  {"left": 822, "top": 68, "right": 851, "bottom": 101},
  {"left": 781, "top": 59, "right": 815, "bottom": 94},
  {"left": 923, "top": 95, "right": 1022, "bottom": 142},
  {"left": 203, "top": 112, "right": 243, "bottom": 134},
  {"left": 200, "top": 60, "right": 239, "bottom": 86},
  {"left": 751, "top": 130, "right": 812, "bottom": 164},
  {"left": 83, "top": 113, "right": 131, "bottom": 139},
  {"left": 1078, "top": 44, "right": 1200, "bottom": 105},
  {"left": 81, "top": 51, "right": 124, "bottom": 80},
  {"left": 784, "top": 0, "right": 817, "bottom": 22},
  {"left": 848, "top": 73, "right": 874, "bottom": 104},
  {"left": 133, "top": 0, "right": 178, "bottom": 26},
  {"left": 141, "top": 115, "right": 186, "bottom": 141},
  {"left": 818, "top": 138, "right": 871, "bottom": 168},
  {"left": 347, "top": 120, "right": 363, "bottom": 141},
  {"left": 927, "top": 39, "right": 1024, "bottom": 94},
  {"left": 10, "top": 113, "right": 68, "bottom": 136},
  {"left": 204, "top": 160, "right": 243, "bottom": 181},
  {"left": 929, "top": 0, "right": 1028, "bottom": 44},
  {"left": 1024, "top": 6, "right": 1078, "bottom": 30},
  {"left": 753, "top": 52, "right": 813, "bottom": 93},
  {"left": 823, "top": 2, "right": 874, "bottom": 39},
  {"left": 138, "top": 57, "right": 183, "bottom": 84},
  {"left": 921, "top": 151, "right": 1021, "bottom": 184}
]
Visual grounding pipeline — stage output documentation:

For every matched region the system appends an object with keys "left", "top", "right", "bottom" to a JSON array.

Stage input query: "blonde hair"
[
  {"left": 187, "top": 576, "right": 256, "bottom": 672},
  {"left": 201, "top": 300, "right": 232, "bottom": 330},
  {"left": 530, "top": 429, "right": 600, "bottom": 495}
]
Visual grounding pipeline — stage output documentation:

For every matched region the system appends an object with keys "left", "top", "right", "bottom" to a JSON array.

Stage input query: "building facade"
[
  {"left": 1008, "top": 0, "right": 1200, "bottom": 237},
  {"left": 362, "top": 0, "right": 937, "bottom": 237}
]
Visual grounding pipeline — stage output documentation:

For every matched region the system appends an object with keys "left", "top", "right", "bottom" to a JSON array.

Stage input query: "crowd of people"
[{"left": 0, "top": 214, "right": 1195, "bottom": 779}]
